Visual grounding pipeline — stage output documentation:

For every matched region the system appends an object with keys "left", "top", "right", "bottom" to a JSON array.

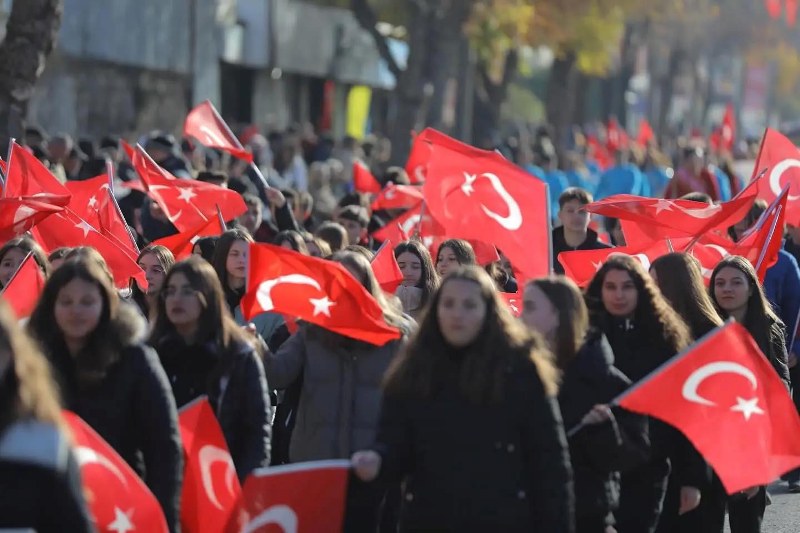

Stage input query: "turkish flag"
[
  {"left": 587, "top": 135, "right": 613, "bottom": 170},
  {"left": 422, "top": 131, "right": 550, "bottom": 279},
  {"left": 33, "top": 207, "right": 148, "bottom": 290},
  {"left": 242, "top": 243, "right": 401, "bottom": 345},
  {"left": 1, "top": 252, "right": 45, "bottom": 318},
  {"left": 371, "top": 240, "right": 404, "bottom": 293},
  {"left": 721, "top": 104, "right": 736, "bottom": 151},
  {"left": 636, "top": 118, "right": 655, "bottom": 147},
  {"left": 371, "top": 183, "right": 424, "bottom": 211},
  {"left": 353, "top": 160, "right": 382, "bottom": 194},
  {"left": 4, "top": 141, "right": 71, "bottom": 206},
  {"left": 179, "top": 397, "right": 241, "bottom": 533},
  {"left": 152, "top": 216, "right": 226, "bottom": 260},
  {"left": 184, "top": 100, "right": 253, "bottom": 162},
  {"left": 606, "top": 117, "right": 629, "bottom": 153},
  {"left": 500, "top": 291, "right": 522, "bottom": 317},
  {"left": 371, "top": 202, "right": 445, "bottom": 246},
  {"left": 559, "top": 239, "right": 680, "bottom": 287},
  {"left": 225, "top": 460, "right": 350, "bottom": 533},
  {"left": 64, "top": 411, "right": 169, "bottom": 533},
  {"left": 752, "top": 128, "right": 800, "bottom": 226},
  {"left": 617, "top": 321, "right": 800, "bottom": 493},
  {"left": 405, "top": 130, "right": 432, "bottom": 184},
  {"left": 0, "top": 197, "right": 63, "bottom": 244}
]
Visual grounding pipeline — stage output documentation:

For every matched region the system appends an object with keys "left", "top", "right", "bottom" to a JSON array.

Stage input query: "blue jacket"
[
  {"left": 764, "top": 250, "right": 800, "bottom": 354},
  {"left": 594, "top": 164, "right": 646, "bottom": 200}
]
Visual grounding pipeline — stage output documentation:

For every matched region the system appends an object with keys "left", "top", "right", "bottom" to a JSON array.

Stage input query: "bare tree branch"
[{"left": 350, "top": 0, "right": 402, "bottom": 79}]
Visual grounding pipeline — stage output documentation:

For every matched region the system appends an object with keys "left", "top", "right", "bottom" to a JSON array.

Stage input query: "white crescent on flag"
[
  {"left": 681, "top": 361, "right": 758, "bottom": 407},
  {"left": 75, "top": 446, "right": 129, "bottom": 488},
  {"left": 769, "top": 159, "right": 800, "bottom": 201},
  {"left": 243, "top": 504, "right": 298, "bottom": 533},
  {"left": 198, "top": 444, "right": 237, "bottom": 510},
  {"left": 256, "top": 274, "right": 321, "bottom": 311},
  {"left": 461, "top": 172, "right": 523, "bottom": 231}
]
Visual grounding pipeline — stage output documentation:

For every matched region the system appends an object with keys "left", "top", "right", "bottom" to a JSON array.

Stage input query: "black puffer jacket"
[
  {"left": 42, "top": 305, "right": 182, "bottom": 532},
  {"left": 374, "top": 349, "right": 574, "bottom": 532},
  {"left": 154, "top": 334, "right": 272, "bottom": 481},
  {"left": 558, "top": 330, "right": 649, "bottom": 521}
]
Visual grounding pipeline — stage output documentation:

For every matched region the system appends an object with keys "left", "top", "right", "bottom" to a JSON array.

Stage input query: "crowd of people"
[{"left": 0, "top": 121, "right": 797, "bottom": 533}]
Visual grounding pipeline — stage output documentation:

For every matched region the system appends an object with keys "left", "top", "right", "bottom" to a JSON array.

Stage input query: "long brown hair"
[
  {"left": 150, "top": 256, "right": 252, "bottom": 351},
  {"left": 211, "top": 228, "right": 254, "bottom": 294},
  {"left": 394, "top": 240, "right": 439, "bottom": 309},
  {"left": 0, "top": 298, "right": 64, "bottom": 434},
  {"left": 650, "top": 253, "right": 723, "bottom": 339},
  {"left": 528, "top": 276, "right": 589, "bottom": 369},
  {"left": 586, "top": 254, "right": 691, "bottom": 353},
  {"left": 384, "top": 266, "right": 559, "bottom": 404},
  {"left": 28, "top": 258, "right": 123, "bottom": 384},
  {"left": 0, "top": 236, "right": 50, "bottom": 284},
  {"left": 130, "top": 245, "right": 176, "bottom": 310}
]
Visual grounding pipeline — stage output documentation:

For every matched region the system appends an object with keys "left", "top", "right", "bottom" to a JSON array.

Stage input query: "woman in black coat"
[
  {"left": 352, "top": 266, "right": 574, "bottom": 532},
  {"left": 150, "top": 256, "right": 271, "bottom": 481},
  {"left": 0, "top": 298, "right": 94, "bottom": 533},
  {"left": 709, "top": 256, "right": 791, "bottom": 533},
  {"left": 28, "top": 257, "right": 182, "bottom": 532},
  {"left": 523, "top": 276, "right": 648, "bottom": 532},
  {"left": 585, "top": 255, "right": 693, "bottom": 533}
]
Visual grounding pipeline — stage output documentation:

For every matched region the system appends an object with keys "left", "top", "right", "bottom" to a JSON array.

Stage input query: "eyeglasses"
[{"left": 162, "top": 287, "right": 198, "bottom": 299}]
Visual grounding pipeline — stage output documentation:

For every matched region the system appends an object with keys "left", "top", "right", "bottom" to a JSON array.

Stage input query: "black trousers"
[
  {"left": 614, "top": 459, "right": 670, "bottom": 533},
  {"left": 727, "top": 486, "right": 766, "bottom": 533}
]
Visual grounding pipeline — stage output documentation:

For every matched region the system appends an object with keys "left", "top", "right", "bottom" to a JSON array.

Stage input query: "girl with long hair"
[
  {"left": 709, "top": 256, "right": 791, "bottom": 532},
  {"left": 273, "top": 230, "right": 310, "bottom": 255},
  {"left": 131, "top": 245, "right": 175, "bottom": 320},
  {"left": 352, "top": 266, "right": 573, "bottom": 532},
  {"left": 212, "top": 228, "right": 284, "bottom": 343},
  {"left": 265, "top": 251, "right": 411, "bottom": 530},
  {"left": 435, "top": 238, "right": 476, "bottom": 278},
  {"left": 0, "top": 236, "right": 50, "bottom": 288},
  {"left": 0, "top": 298, "right": 94, "bottom": 532},
  {"left": 394, "top": 240, "right": 439, "bottom": 319},
  {"left": 522, "top": 276, "right": 647, "bottom": 532},
  {"left": 150, "top": 256, "right": 271, "bottom": 480},
  {"left": 28, "top": 258, "right": 182, "bottom": 531},
  {"left": 650, "top": 253, "right": 725, "bottom": 533},
  {"left": 585, "top": 254, "right": 692, "bottom": 533}
]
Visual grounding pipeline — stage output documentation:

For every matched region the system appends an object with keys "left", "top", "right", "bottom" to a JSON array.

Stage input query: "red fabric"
[
  {"left": 558, "top": 240, "right": 680, "bottom": 287},
  {"left": 152, "top": 217, "right": 226, "bottom": 260},
  {"left": 178, "top": 398, "right": 241, "bottom": 533},
  {"left": 618, "top": 321, "right": 800, "bottom": 494},
  {"left": 0, "top": 252, "right": 44, "bottom": 318},
  {"left": 353, "top": 160, "right": 382, "bottom": 194},
  {"left": 371, "top": 240, "right": 404, "bottom": 293},
  {"left": 787, "top": 0, "right": 798, "bottom": 26},
  {"left": 371, "top": 202, "right": 445, "bottom": 245},
  {"left": 242, "top": 243, "right": 401, "bottom": 345},
  {"left": 64, "top": 411, "right": 168, "bottom": 533},
  {"left": 422, "top": 129, "right": 550, "bottom": 279},
  {"left": 371, "top": 184, "right": 424, "bottom": 211},
  {"left": 225, "top": 460, "right": 349, "bottom": 533},
  {"left": 753, "top": 128, "right": 800, "bottom": 226},
  {"left": 636, "top": 119, "right": 655, "bottom": 147},
  {"left": 4, "top": 141, "right": 71, "bottom": 206},
  {"left": 765, "top": 0, "right": 782, "bottom": 18},
  {"left": 500, "top": 291, "right": 522, "bottom": 317},
  {"left": 405, "top": 129, "right": 432, "bottom": 184},
  {"left": 184, "top": 100, "right": 253, "bottom": 162},
  {"left": 606, "top": 117, "right": 629, "bottom": 153},
  {"left": 0, "top": 198, "right": 63, "bottom": 244},
  {"left": 664, "top": 167, "right": 722, "bottom": 201},
  {"left": 587, "top": 135, "right": 613, "bottom": 170}
]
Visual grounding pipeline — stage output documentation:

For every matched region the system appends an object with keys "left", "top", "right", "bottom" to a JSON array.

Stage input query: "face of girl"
[
  {"left": 226, "top": 240, "right": 249, "bottom": 283},
  {"left": 437, "top": 279, "right": 487, "bottom": 348},
  {"left": 0, "top": 248, "right": 28, "bottom": 286},
  {"left": 397, "top": 251, "right": 422, "bottom": 287},
  {"left": 713, "top": 266, "right": 751, "bottom": 317},
  {"left": 137, "top": 253, "right": 167, "bottom": 295},
  {"left": 601, "top": 269, "right": 639, "bottom": 318},
  {"left": 54, "top": 278, "right": 104, "bottom": 344},
  {"left": 522, "top": 284, "right": 560, "bottom": 340},
  {"left": 164, "top": 272, "right": 203, "bottom": 333},
  {"left": 436, "top": 246, "right": 460, "bottom": 277}
]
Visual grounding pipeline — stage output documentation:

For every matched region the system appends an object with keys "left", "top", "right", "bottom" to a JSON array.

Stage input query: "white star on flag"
[
  {"left": 309, "top": 296, "right": 336, "bottom": 317},
  {"left": 75, "top": 220, "right": 96, "bottom": 238},
  {"left": 107, "top": 507, "right": 135, "bottom": 533},
  {"left": 729, "top": 396, "right": 765, "bottom": 421},
  {"left": 88, "top": 195, "right": 98, "bottom": 209},
  {"left": 654, "top": 199, "right": 673, "bottom": 214},
  {"left": 461, "top": 173, "right": 477, "bottom": 196},
  {"left": 592, "top": 261, "right": 604, "bottom": 271},
  {"left": 177, "top": 188, "right": 197, "bottom": 202}
]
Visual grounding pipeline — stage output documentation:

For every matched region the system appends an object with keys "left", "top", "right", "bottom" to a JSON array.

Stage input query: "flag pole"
[
  {"left": 413, "top": 201, "right": 426, "bottom": 239},
  {"left": 106, "top": 158, "right": 140, "bottom": 255},
  {"left": 566, "top": 319, "right": 734, "bottom": 437},
  {"left": 0, "top": 252, "right": 33, "bottom": 294},
  {"left": 215, "top": 204, "right": 227, "bottom": 231},
  {"left": 754, "top": 204, "right": 783, "bottom": 275},
  {"left": 207, "top": 100, "right": 271, "bottom": 191},
  {"left": 3, "top": 138, "right": 15, "bottom": 198},
  {"left": 371, "top": 240, "right": 389, "bottom": 263}
]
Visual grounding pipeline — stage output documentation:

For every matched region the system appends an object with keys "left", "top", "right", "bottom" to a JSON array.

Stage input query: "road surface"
[{"left": 723, "top": 482, "right": 798, "bottom": 532}]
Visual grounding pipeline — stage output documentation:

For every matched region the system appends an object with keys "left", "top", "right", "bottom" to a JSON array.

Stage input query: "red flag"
[
  {"left": 1, "top": 252, "right": 44, "bottom": 318},
  {"left": 34, "top": 207, "right": 147, "bottom": 290},
  {"left": 179, "top": 398, "right": 241, "bottom": 533},
  {"left": 405, "top": 130, "right": 432, "bottom": 184},
  {"left": 4, "top": 141, "right": 71, "bottom": 206},
  {"left": 500, "top": 291, "right": 522, "bottom": 317},
  {"left": 371, "top": 202, "right": 445, "bottom": 246},
  {"left": 636, "top": 118, "right": 655, "bottom": 147},
  {"left": 753, "top": 128, "right": 800, "bottom": 226},
  {"left": 0, "top": 197, "right": 63, "bottom": 243},
  {"left": 371, "top": 184, "right": 424, "bottom": 211},
  {"left": 353, "top": 160, "right": 382, "bottom": 194},
  {"left": 765, "top": 0, "right": 782, "bottom": 18},
  {"left": 64, "top": 411, "right": 169, "bottom": 533},
  {"left": 787, "top": 0, "right": 799, "bottom": 26},
  {"left": 184, "top": 100, "right": 254, "bottom": 162},
  {"left": 242, "top": 243, "right": 401, "bottom": 345},
  {"left": 371, "top": 240, "right": 404, "bottom": 293},
  {"left": 422, "top": 130, "right": 550, "bottom": 279},
  {"left": 587, "top": 135, "right": 613, "bottom": 170},
  {"left": 152, "top": 217, "right": 226, "bottom": 260},
  {"left": 720, "top": 104, "right": 736, "bottom": 151},
  {"left": 226, "top": 460, "right": 349, "bottom": 533},
  {"left": 606, "top": 117, "right": 629, "bottom": 153},
  {"left": 617, "top": 321, "right": 800, "bottom": 493},
  {"left": 559, "top": 240, "right": 681, "bottom": 287}
]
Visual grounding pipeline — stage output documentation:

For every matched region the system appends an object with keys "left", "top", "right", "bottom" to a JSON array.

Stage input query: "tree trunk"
[
  {"left": 0, "top": 0, "right": 63, "bottom": 151},
  {"left": 545, "top": 51, "right": 577, "bottom": 155},
  {"left": 657, "top": 47, "right": 683, "bottom": 138},
  {"left": 472, "top": 48, "right": 518, "bottom": 144}
]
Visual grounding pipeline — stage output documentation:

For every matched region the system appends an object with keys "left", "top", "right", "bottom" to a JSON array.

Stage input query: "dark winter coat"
[
  {"left": 552, "top": 226, "right": 612, "bottom": 274},
  {"left": 42, "top": 304, "right": 182, "bottom": 532},
  {"left": 154, "top": 334, "right": 272, "bottom": 481},
  {"left": 0, "top": 420, "right": 95, "bottom": 532},
  {"left": 373, "top": 350, "right": 574, "bottom": 532},
  {"left": 558, "top": 330, "right": 649, "bottom": 522},
  {"left": 757, "top": 315, "right": 792, "bottom": 389},
  {"left": 264, "top": 325, "right": 405, "bottom": 462}
]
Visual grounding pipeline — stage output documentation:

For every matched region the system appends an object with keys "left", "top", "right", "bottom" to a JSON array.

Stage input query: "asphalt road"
[{"left": 723, "top": 481, "right": 799, "bottom": 533}]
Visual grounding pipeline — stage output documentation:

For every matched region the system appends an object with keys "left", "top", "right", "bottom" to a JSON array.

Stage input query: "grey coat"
[{"left": 265, "top": 325, "right": 405, "bottom": 463}]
